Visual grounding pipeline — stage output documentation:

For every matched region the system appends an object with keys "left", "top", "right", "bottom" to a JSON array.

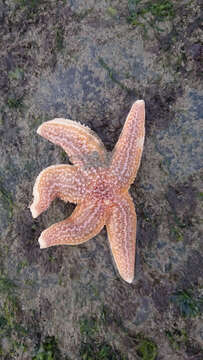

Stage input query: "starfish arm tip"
[
  {"left": 136, "top": 99, "right": 145, "bottom": 104},
  {"left": 36, "top": 124, "right": 43, "bottom": 136},
  {"left": 30, "top": 203, "right": 39, "bottom": 218},
  {"left": 38, "top": 235, "right": 47, "bottom": 249},
  {"left": 124, "top": 276, "right": 133, "bottom": 284}
]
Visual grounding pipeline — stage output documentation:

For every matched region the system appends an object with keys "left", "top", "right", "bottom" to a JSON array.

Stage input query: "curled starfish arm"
[
  {"left": 110, "top": 100, "right": 145, "bottom": 188},
  {"left": 106, "top": 193, "right": 137, "bottom": 283},
  {"left": 30, "top": 165, "right": 87, "bottom": 218},
  {"left": 37, "top": 118, "right": 107, "bottom": 166},
  {"left": 38, "top": 199, "right": 106, "bottom": 249}
]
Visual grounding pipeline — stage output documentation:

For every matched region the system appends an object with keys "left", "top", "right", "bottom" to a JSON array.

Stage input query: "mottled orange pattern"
[{"left": 30, "top": 100, "right": 145, "bottom": 283}]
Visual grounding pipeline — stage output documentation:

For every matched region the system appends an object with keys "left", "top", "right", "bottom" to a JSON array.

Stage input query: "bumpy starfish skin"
[{"left": 30, "top": 100, "right": 145, "bottom": 283}]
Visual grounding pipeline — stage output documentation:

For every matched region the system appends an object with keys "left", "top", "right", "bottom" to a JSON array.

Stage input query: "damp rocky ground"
[{"left": 0, "top": 0, "right": 202, "bottom": 359}]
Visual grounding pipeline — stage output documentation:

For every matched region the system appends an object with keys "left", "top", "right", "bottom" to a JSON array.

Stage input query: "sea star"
[{"left": 30, "top": 100, "right": 145, "bottom": 283}]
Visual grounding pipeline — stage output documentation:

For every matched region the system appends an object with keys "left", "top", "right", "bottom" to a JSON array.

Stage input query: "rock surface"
[{"left": 0, "top": 0, "right": 202, "bottom": 359}]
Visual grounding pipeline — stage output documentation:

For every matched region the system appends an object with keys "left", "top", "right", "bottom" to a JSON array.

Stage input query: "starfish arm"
[
  {"left": 110, "top": 100, "right": 145, "bottom": 188},
  {"left": 106, "top": 192, "right": 137, "bottom": 283},
  {"left": 37, "top": 118, "right": 107, "bottom": 166},
  {"left": 38, "top": 199, "right": 106, "bottom": 249},
  {"left": 30, "top": 165, "right": 87, "bottom": 218}
]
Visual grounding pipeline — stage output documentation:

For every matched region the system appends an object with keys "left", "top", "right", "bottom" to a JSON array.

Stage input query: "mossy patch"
[
  {"left": 79, "top": 312, "right": 158, "bottom": 360},
  {"left": 136, "top": 336, "right": 158, "bottom": 360},
  {"left": 171, "top": 289, "right": 203, "bottom": 318},
  {"left": 107, "top": 7, "right": 118, "bottom": 17},
  {"left": 32, "top": 336, "right": 62, "bottom": 360},
  {"left": 7, "top": 96, "right": 24, "bottom": 109},
  {"left": 80, "top": 316, "right": 99, "bottom": 338},
  {"left": 16, "top": 0, "right": 44, "bottom": 10},
  {"left": 127, "top": 0, "right": 174, "bottom": 32},
  {"left": 0, "top": 275, "right": 28, "bottom": 356},
  {"left": 170, "top": 225, "right": 184, "bottom": 242},
  {"left": 79, "top": 313, "right": 127, "bottom": 359},
  {"left": 55, "top": 26, "right": 64, "bottom": 52},
  {"left": 165, "top": 327, "right": 188, "bottom": 351},
  {"left": 80, "top": 342, "right": 127, "bottom": 360},
  {"left": 8, "top": 68, "right": 24, "bottom": 81},
  {"left": 0, "top": 276, "right": 17, "bottom": 294}
]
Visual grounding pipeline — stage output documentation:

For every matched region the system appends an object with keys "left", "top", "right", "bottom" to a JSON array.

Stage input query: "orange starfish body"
[{"left": 30, "top": 100, "right": 145, "bottom": 283}]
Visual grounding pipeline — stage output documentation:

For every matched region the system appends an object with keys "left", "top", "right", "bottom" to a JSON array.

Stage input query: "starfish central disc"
[{"left": 87, "top": 169, "right": 117, "bottom": 204}]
